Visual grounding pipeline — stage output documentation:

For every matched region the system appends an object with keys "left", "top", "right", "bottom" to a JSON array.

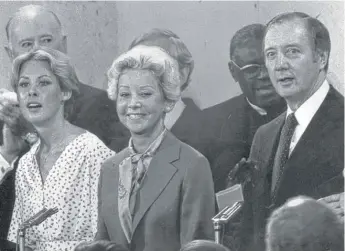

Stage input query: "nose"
[
  {"left": 128, "top": 95, "right": 142, "bottom": 109},
  {"left": 257, "top": 66, "right": 269, "bottom": 80},
  {"left": 28, "top": 85, "right": 39, "bottom": 97},
  {"left": 32, "top": 41, "right": 40, "bottom": 51},
  {"left": 274, "top": 53, "right": 289, "bottom": 71}
]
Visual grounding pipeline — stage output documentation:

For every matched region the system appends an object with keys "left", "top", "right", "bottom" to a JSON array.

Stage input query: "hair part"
[
  {"left": 264, "top": 12, "right": 331, "bottom": 71},
  {"left": 129, "top": 28, "right": 194, "bottom": 91}
]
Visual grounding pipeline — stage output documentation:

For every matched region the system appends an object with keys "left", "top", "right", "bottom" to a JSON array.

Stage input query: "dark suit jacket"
[
  {"left": 96, "top": 131, "right": 215, "bottom": 251},
  {"left": 245, "top": 86, "right": 344, "bottom": 251},
  {"left": 0, "top": 83, "right": 125, "bottom": 249},
  {"left": 201, "top": 94, "right": 285, "bottom": 192}
]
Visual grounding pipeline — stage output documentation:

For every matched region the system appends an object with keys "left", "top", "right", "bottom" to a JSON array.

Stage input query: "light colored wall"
[{"left": 0, "top": 1, "right": 343, "bottom": 109}]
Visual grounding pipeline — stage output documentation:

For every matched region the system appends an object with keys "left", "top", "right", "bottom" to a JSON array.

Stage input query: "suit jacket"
[
  {"left": 201, "top": 94, "right": 285, "bottom": 192},
  {"left": 0, "top": 83, "right": 126, "bottom": 249},
  {"left": 96, "top": 131, "right": 215, "bottom": 251},
  {"left": 246, "top": 86, "right": 344, "bottom": 251}
]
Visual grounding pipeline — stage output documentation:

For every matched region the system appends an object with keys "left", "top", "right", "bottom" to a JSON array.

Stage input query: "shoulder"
[
  {"left": 101, "top": 148, "right": 129, "bottom": 173},
  {"left": 77, "top": 131, "right": 116, "bottom": 157},
  {"left": 203, "top": 94, "right": 246, "bottom": 114}
]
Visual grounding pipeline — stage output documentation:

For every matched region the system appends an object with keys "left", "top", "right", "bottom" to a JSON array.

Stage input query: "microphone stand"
[
  {"left": 16, "top": 207, "right": 59, "bottom": 251},
  {"left": 211, "top": 201, "right": 243, "bottom": 244}
]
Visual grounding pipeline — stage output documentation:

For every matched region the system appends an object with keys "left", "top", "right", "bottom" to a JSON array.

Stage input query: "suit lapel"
[
  {"left": 131, "top": 132, "right": 180, "bottom": 234},
  {"left": 273, "top": 87, "right": 343, "bottom": 203}
]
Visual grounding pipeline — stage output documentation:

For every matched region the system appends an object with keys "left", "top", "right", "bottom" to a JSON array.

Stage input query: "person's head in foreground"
[
  {"left": 11, "top": 47, "right": 79, "bottom": 126},
  {"left": 75, "top": 240, "right": 129, "bottom": 251},
  {"left": 107, "top": 45, "right": 181, "bottom": 141},
  {"left": 266, "top": 195, "right": 344, "bottom": 251},
  {"left": 180, "top": 240, "right": 230, "bottom": 251},
  {"left": 129, "top": 28, "right": 193, "bottom": 92},
  {"left": 263, "top": 12, "right": 330, "bottom": 111}
]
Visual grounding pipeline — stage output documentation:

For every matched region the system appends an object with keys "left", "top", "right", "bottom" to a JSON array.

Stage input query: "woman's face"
[
  {"left": 17, "top": 59, "right": 69, "bottom": 126},
  {"left": 116, "top": 69, "right": 170, "bottom": 137}
]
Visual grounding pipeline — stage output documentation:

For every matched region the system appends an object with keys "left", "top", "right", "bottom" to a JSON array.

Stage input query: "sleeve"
[
  {"left": 180, "top": 155, "right": 216, "bottom": 245},
  {"left": 7, "top": 161, "right": 36, "bottom": 250},
  {"left": 88, "top": 139, "right": 115, "bottom": 238},
  {"left": 94, "top": 164, "right": 110, "bottom": 241}
]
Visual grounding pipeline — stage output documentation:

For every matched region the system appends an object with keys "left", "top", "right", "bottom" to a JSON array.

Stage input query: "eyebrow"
[{"left": 18, "top": 34, "right": 53, "bottom": 44}]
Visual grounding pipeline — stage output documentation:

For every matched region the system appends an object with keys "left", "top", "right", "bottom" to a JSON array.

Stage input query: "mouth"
[
  {"left": 277, "top": 77, "right": 295, "bottom": 85},
  {"left": 126, "top": 113, "right": 145, "bottom": 120},
  {"left": 26, "top": 102, "right": 42, "bottom": 110}
]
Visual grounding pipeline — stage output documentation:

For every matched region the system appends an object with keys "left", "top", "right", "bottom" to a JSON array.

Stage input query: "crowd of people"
[{"left": 0, "top": 4, "right": 343, "bottom": 251}]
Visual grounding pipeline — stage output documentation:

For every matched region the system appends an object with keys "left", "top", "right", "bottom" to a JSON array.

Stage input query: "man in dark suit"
[
  {"left": 0, "top": 5, "right": 124, "bottom": 248},
  {"left": 231, "top": 12, "right": 344, "bottom": 251},
  {"left": 202, "top": 24, "right": 286, "bottom": 193}
]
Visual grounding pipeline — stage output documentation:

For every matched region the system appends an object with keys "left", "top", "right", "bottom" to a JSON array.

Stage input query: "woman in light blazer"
[{"left": 95, "top": 45, "right": 215, "bottom": 251}]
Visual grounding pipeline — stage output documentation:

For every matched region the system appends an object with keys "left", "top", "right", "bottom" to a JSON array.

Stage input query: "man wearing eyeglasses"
[{"left": 202, "top": 24, "right": 286, "bottom": 194}]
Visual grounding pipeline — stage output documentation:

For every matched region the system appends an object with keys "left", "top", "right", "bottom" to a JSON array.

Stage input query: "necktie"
[{"left": 271, "top": 113, "right": 298, "bottom": 198}]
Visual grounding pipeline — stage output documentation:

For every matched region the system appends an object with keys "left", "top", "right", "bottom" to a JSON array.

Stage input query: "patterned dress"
[{"left": 8, "top": 132, "right": 115, "bottom": 251}]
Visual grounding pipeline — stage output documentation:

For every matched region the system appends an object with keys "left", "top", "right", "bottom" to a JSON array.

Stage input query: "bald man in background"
[{"left": 0, "top": 5, "right": 125, "bottom": 249}]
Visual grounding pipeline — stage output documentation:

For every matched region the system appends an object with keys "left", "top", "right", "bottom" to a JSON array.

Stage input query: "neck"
[
  {"left": 34, "top": 112, "right": 69, "bottom": 150},
  {"left": 131, "top": 121, "right": 165, "bottom": 153},
  {"left": 286, "top": 71, "right": 326, "bottom": 112}
]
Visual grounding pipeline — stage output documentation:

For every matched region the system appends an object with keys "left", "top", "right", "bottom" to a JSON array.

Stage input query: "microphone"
[
  {"left": 212, "top": 201, "right": 243, "bottom": 224},
  {"left": 20, "top": 207, "right": 59, "bottom": 230},
  {"left": 211, "top": 201, "right": 243, "bottom": 244}
]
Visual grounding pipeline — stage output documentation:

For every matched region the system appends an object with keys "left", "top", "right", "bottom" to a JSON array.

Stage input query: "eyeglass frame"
[{"left": 230, "top": 60, "right": 267, "bottom": 79}]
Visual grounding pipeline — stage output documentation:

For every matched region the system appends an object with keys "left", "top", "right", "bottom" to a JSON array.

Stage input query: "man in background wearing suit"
[
  {"left": 234, "top": 12, "right": 344, "bottom": 251},
  {"left": 202, "top": 24, "right": 286, "bottom": 193},
  {"left": 0, "top": 5, "right": 124, "bottom": 249}
]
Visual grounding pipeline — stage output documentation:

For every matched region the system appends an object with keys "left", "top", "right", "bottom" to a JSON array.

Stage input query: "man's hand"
[
  {"left": 319, "top": 192, "right": 344, "bottom": 221},
  {"left": 227, "top": 158, "right": 259, "bottom": 188}
]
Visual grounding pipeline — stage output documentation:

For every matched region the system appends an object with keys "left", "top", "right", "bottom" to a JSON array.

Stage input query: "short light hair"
[
  {"left": 129, "top": 28, "right": 194, "bottom": 91},
  {"left": 180, "top": 240, "right": 230, "bottom": 251},
  {"left": 264, "top": 12, "right": 331, "bottom": 71},
  {"left": 11, "top": 48, "right": 80, "bottom": 117},
  {"left": 230, "top": 23, "right": 266, "bottom": 60},
  {"left": 266, "top": 196, "right": 344, "bottom": 251},
  {"left": 107, "top": 45, "right": 181, "bottom": 102}
]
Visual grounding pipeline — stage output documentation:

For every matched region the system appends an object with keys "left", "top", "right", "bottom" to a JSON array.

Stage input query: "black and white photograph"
[{"left": 0, "top": 1, "right": 343, "bottom": 251}]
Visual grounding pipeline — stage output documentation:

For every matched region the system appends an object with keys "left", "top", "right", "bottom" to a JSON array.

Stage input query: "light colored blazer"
[{"left": 96, "top": 131, "right": 215, "bottom": 251}]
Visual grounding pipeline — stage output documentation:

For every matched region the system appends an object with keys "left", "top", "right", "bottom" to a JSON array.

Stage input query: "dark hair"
[
  {"left": 129, "top": 28, "right": 194, "bottom": 91},
  {"left": 266, "top": 196, "right": 344, "bottom": 251},
  {"left": 230, "top": 23, "right": 266, "bottom": 60},
  {"left": 74, "top": 240, "right": 129, "bottom": 251},
  {"left": 264, "top": 12, "right": 331, "bottom": 71},
  {"left": 180, "top": 240, "right": 230, "bottom": 251},
  {"left": 6, "top": 5, "right": 62, "bottom": 41}
]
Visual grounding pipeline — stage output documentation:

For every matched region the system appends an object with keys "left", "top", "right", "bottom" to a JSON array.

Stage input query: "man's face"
[
  {"left": 231, "top": 39, "right": 282, "bottom": 108},
  {"left": 7, "top": 10, "right": 66, "bottom": 59},
  {"left": 264, "top": 19, "right": 323, "bottom": 103}
]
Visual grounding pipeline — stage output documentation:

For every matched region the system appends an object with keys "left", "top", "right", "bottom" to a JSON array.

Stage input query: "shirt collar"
[
  {"left": 287, "top": 80, "right": 330, "bottom": 126},
  {"left": 128, "top": 128, "right": 168, "bottom": 157},
  {"left": 246, "top": 98, "right": 267, "bottom": 116}
]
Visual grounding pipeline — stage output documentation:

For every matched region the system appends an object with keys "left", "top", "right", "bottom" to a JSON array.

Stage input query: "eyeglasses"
[{"left": 230, "top": 60, "right": 266, "bottom": 79}]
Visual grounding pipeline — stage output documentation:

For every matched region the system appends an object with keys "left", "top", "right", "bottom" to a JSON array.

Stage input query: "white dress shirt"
[
  {"left": 287, "top": 80, "right": 330, "bottom": 155},
  {"left": 0, "top": 153, "right": 17, "bottom": 185},
  {"left": 164, "top": 99, "right": 186, "bottom": 129},
  {"left": 246, "top": 98, "right": 268, "bottom": 116}
]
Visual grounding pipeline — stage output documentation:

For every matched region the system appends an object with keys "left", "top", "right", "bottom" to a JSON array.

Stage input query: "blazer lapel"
[{"left": 131, "top": 132, "right": 180, "bottom": 234}]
